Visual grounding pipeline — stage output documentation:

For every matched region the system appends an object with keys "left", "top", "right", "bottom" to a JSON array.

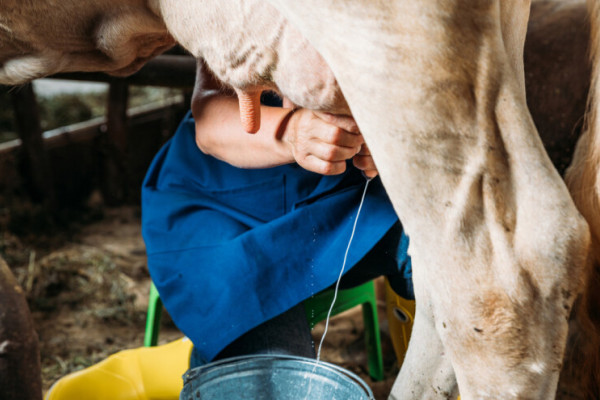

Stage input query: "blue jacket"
[{"left": 141, "top": 112, "right": 406, "bottom": 363}]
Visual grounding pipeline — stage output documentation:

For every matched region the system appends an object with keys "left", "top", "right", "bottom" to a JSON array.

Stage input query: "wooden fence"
[{"left": 1, "top": 55, "right": 196, "bottom": 208}]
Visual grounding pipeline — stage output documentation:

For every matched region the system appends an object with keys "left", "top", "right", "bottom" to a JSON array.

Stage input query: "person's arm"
[
  {"left": 192, "top": 60, "right": 376, "bottom": 176},
  {"left": 192, "top": 91, "right": 298, "bottom": 169}
]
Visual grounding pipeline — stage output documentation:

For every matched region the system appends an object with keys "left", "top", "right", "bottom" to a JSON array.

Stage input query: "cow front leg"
[{"left": 388, "top": 308, "right": 457, "bottom": 400}]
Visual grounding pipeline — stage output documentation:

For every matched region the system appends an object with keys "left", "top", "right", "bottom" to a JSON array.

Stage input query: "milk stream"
[{"left": 304, "top": 177, "right": 372, "bottom": 399}]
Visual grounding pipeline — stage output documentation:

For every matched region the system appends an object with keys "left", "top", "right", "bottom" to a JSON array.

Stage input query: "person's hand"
[
  {"left": 282, "top": 109, "right": 364, "bottom": 175},
  {"left": 353, "top": 143, "right": 378, "bottom": 178}
]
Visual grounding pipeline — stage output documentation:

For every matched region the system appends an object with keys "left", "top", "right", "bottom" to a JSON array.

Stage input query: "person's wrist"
[{"left": 277, "top": 107, "right": 299, "bottom": 148}]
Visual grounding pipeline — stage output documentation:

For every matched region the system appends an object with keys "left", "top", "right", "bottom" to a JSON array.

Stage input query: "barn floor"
[{"left": 2, "top": 202, "right": 399, "bottom": 399}]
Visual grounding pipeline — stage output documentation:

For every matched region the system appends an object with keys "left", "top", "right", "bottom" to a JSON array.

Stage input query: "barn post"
[
  {"left": 101, "top": 80, "right": 130, "bottom": 205},
  {"left": 0, "top": 257, "right": 42, "bottom": 400},
  {"left": 10, "top": 83, "right": 56, "bottom": 208}
]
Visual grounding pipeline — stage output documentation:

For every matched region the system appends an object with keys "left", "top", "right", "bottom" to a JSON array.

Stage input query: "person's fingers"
[
  {"left": 362, "top": 169, "right": 379, "bottom": 178},
  {"left": 353, "top": 153, "right": 375, "bottom": 168},
  {"left": 319, "top": 126, "right": 364, "bottom": 148},
  {"left": 313, "top": 111, "right": 360, "bottom": 134},
  {"left": 285, "top": 109, "right": 368, "bottom": 175},
  {"left": 358, "top": 143, "right": 372, "bottom": 155},
  {"left": 353, "top": 144, "right": 378, "bottom": 178},
  {"left": 353, "top": 154, "right": 377, "bottom": 170},
  {"left": 302, "top": 156, "right": 347, "bottom": 175},
  {"left": 310, "top": 142, "right": 361, "bottom": 162}
]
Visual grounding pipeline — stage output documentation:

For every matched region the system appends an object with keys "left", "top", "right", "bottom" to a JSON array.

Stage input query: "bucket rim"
[{"left": 183, "top": 354, "right": 375, "bottom": 399}]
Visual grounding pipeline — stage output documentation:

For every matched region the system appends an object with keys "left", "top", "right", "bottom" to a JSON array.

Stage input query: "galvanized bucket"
[{"left": 179, "top": 354, "right": 374, "bottom": 400}]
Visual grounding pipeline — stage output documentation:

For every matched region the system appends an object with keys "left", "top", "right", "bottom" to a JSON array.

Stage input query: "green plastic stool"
[{"left": 144, "top": 280, "right": 384, "bottom": 381}]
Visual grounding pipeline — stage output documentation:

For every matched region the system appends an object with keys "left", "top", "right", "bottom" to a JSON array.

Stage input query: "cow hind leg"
[{"left": 563, "top": 1, "right": 600, "bottom": 398}]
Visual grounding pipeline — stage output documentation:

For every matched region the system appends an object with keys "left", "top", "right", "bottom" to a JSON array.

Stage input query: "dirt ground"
[{"left": 2, "top": 203, "right": 401, "bottom": 399}]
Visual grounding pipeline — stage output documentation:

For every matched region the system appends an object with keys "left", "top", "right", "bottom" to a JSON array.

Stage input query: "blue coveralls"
[{"left": 141, "top": 112, "right": 412, "bottom": 364}]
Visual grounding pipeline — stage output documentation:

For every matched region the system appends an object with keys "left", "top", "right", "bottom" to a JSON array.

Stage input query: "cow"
[
  {"left": 0, "top": 0, "right": 175, "bottom": 83},
  {"left": 154, "top": 1, "right": 594, "bottom": 398},
  {"left": 0, "top": 0, "right": 598, "bottom": 399}
]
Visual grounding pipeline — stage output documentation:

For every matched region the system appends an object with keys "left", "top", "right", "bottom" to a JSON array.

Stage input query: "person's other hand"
[
  {"left": 353, "top": 143, "right": 378, "bottom": 178},
  {"left": 282, "top": 109, "right": 364, "bottom": 175}
]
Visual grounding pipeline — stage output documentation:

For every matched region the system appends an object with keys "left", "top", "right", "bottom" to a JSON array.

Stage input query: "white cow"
[
  {"left": 0, "top": 1, "right": 597, "bottom": 399},
  {"left": 155, "top": 1, "right": 593, "bottom": 398}
]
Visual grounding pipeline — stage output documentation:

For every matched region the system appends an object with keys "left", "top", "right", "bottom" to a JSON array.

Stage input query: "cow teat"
[{"left": 235, "top": 88, "right": 264, "bottom": 134}]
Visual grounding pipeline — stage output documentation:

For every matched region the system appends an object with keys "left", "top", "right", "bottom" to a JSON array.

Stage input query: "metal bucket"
[{"left": 179, "top": 354, "right": 374, "bottom": 400}]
